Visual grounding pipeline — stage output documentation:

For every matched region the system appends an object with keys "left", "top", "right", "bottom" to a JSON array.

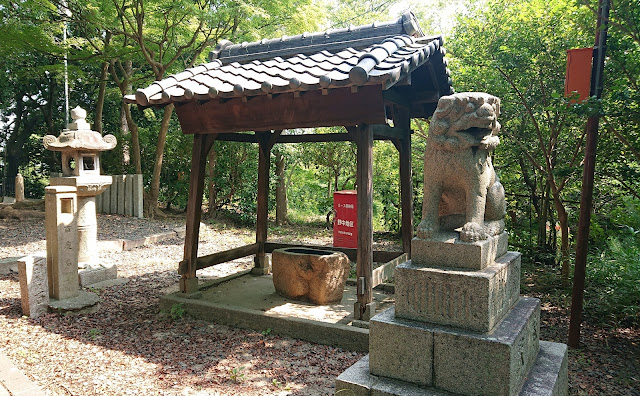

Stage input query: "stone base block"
[
  {"left": 336, "top": 341, "right": 566, "bottom": 396},
  {"left": 395, "top": 252, "right": 521, "bottom": 332},
  {"left": 412, "top": 231, "right": 508, "bottom": 270},
  {"left": 49, "top": 290, "right": 100, "bottom": 314},
  {"left": 366, "top": 298, "right": 539, "bottom": 396},
  {"left": 78, "top": 263, "right": 117, "bottom": 287},
  {"left": 369, "top": 307, "right": 433, "bottom": 386},
  {"left": 18, "top": 255, "right": 49, "bottom": 318},
  {"left": 434, "top": 297, "right": 540, "bottom": 396},
  {"left": 252, "top": 254, "right": 271, "bottom": 275}
]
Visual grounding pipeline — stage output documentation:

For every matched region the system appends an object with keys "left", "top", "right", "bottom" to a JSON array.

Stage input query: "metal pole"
[
  {"left": 568, "top": 0, "right": 610, "bottom": 348},
  {"left": 62, "top": 1, "right": 71, "bottom": 129}
]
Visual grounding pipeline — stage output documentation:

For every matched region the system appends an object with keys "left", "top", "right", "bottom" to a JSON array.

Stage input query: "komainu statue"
[{"left": 417, "top": 92, "right": 506, "bottom": 242}]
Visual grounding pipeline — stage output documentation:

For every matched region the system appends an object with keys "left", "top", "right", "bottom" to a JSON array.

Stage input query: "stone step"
[
  {"left": 395, "top": 252, "right": 521, "bottom": 332},
  {"left": 369, "top": 297, "right": 540, "bottom": 396},
  {"left": 336, "top": 341, "right": 567, "bottom": 396}
]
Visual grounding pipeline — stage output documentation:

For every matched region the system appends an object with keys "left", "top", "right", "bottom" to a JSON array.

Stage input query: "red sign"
[
  {"left": 565, "top": 47, "right": 593, "bottom": 103},
  {"left": 333, "top": 190, "right": 357, "bottom": 249}
]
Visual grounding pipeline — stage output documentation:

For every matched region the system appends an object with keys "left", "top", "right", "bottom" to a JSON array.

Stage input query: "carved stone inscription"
[
  {"left": 395, "top": 252, "right": 521, "bottom": 333},
  {"left": 45, "top": 186, "right": 79, "bottom": 300}
]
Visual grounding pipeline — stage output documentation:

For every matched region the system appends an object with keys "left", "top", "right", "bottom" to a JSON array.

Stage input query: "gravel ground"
[
  {"left": 1, "top": 208, "right": 638, "bottom": 395},
  {"left": 0, "top": 211, "right": 362, "bottom": 395}
]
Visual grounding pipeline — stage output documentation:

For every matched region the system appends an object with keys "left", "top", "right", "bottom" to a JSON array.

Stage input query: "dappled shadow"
[{"left": 0, "top": 269, "right": 359, "bottom": 395}]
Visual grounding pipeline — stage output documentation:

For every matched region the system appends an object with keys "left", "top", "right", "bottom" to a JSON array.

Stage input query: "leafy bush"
[{"left": 584, "top": 198, "right": 640, "bottom": 327}]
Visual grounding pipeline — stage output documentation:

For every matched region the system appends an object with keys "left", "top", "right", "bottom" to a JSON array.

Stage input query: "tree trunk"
[
  {"left": 553, "top": 194, "right": 571, "bottom": 287},
  {"left": 95, "top": 61, "right": 109, "bottom": 135},
  {"left": 123, "top": 104, "right": 142, "bottom": 174},
  {"left": 145, "top": 104, "right": 174, "bottom": 218},
  {"left": 275, "top": 151, "right": 288, "bottom": 225},
  {"left": 538, "top": 181, "right": 552, "bottom": 259}
]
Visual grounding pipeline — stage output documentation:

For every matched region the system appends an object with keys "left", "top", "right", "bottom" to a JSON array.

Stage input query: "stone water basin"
[{"left": 271, "top": 247, "right": 350, "bottom": 305}]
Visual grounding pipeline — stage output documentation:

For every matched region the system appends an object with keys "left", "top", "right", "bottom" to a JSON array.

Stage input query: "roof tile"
[{"left": 125, "top": 12, "right": 452, "bottom": 106}]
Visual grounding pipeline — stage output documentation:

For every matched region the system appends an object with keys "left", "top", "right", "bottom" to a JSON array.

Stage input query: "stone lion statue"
[{"left": 417, "top": 92, "right": 506, "bottom": 242}]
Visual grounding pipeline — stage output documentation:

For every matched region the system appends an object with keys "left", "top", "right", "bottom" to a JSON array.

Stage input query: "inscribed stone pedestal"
[
  {"left": 395, "top": 252, "right": 521, "bottom": 332},
  {"left": 45, "top": 186, "right": 79, "bottom": 300},
  {"left": 18, "top": 255, "right": 49, "bottom": 318}
]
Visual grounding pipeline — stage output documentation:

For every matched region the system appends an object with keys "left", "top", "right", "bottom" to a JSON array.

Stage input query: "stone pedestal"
[
  {"left": 336, "top": 235, "right": 568, "bottom": 396},
  {"left": 45, "top": 186, "right": 79, "bottom": 300},
  {"left": 51, "top": 175, "right": 117, "bottom": 286}
]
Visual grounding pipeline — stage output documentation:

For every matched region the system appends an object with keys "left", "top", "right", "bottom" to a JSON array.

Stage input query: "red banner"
[
  {"left": 565, "top": 48, "right": 593, "bottom": 103},
  {"left": 333, "top": 190, "right": 357, "bottom": 249}
]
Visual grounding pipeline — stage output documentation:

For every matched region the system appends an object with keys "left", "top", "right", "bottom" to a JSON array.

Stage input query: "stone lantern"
[{"left": 44, "top": 107, "right": 117, "bottom": 278}]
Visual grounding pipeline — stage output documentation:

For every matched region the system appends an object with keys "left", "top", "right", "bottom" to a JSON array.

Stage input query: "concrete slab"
[
  {"left": 161, "top": 273, "right": 395, "bottom": 352},
  {"left": 0, "top": 257, "right": 20, "bottom": 275},
  {"left": 0, "top": 350, "right": 46, "bottom": 396},
  {"left": 87, "top": 277, "right": 129, "bottom": 289},
  {"left": 78, "top": 263, "right": 117, "bottom": 287},
  {"left": 335, "top": 341, "right": 566, "bottom": 396}
]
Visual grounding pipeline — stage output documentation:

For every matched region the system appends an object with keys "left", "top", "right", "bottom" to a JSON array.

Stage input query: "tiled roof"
[{"left": 125, "top": 12, "right": 453, "bottom": 106}]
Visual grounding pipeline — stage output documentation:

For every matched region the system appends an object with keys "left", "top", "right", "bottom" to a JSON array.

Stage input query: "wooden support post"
[
  {"left": 395, "top": 107, "right": 413, "bottom": 256},
  {"left": 181, "top": 133, "right": 215, "bottom": 293},
  {"left": 252, "top": 131, "right": 281, "bottom": 274},
  {"left": 355, "top": 124, "right": 374, "bottom": 320},
  {"left": 569, "top": 0, "right": 610, "bottom": 348}
]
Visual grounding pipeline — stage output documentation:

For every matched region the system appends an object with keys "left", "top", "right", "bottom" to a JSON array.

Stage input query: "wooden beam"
[
  {"left": 371, "top": 124, "right": 411, "bottom": 140},
  {"left": 278, "top": 133, "right": 352, "bottom": 143},
  {"left": 178, "top": 243, "right": 261, "bottom": 274},
  {"left": 174, "top": 86, "right": 386, "bottom": 134},
  {"left": 394, "top": 107, "right": 413, "bottom": 256},
  {"left": 371, "top": 253, "right": 408, "bottom": 288},
  {"left": 214, "top": 133, "right": 258, "bottom": 143},
  {"left": 355, "top": 123, "right": 374, "bottom": 319},
  {"left": 181, "top": 133, "right": 216, "bottom": 293},
  {"left": 383, "top": 89, "right": 412, "bottom": 108}
]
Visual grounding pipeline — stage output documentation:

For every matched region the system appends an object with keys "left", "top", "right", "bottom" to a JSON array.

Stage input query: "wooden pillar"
[
  {"left": 355, "top": 124, "right": 374, "bottom": 320},
  {"left": 396, "top": 108, "right": 413, "bottom": 256},
  {"left": 181, "top": 133, "right": 215, "bottom": 293},
  {"left": 253, "top": 131, "right": 272, "bottom": 275}
]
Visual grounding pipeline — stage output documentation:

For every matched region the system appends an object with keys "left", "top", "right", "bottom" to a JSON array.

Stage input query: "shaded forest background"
[{"left": 0, "top": 0, "right": 638, "bottom": 327}]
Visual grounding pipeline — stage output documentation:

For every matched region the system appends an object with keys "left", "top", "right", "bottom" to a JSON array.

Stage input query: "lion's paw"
[
  {"left": 460, "top": 222, "right": 489, "bottom": 242},
  {"left": 417, "top": 220, "right": 437, "bottom": 239}
]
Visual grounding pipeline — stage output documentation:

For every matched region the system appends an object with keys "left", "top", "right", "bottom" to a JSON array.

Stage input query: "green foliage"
[
  {"left": 87, "top": 328, "right": 101, "bottom": 340},
  {"left": 585, "top": 233, "right": 640, "bottom": 327},
  {"left": 227, "top": 366, "right": 245, "bottom": 383},
  {"left": 169, "top": 303, "right": 185, "bottom": 320}
]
